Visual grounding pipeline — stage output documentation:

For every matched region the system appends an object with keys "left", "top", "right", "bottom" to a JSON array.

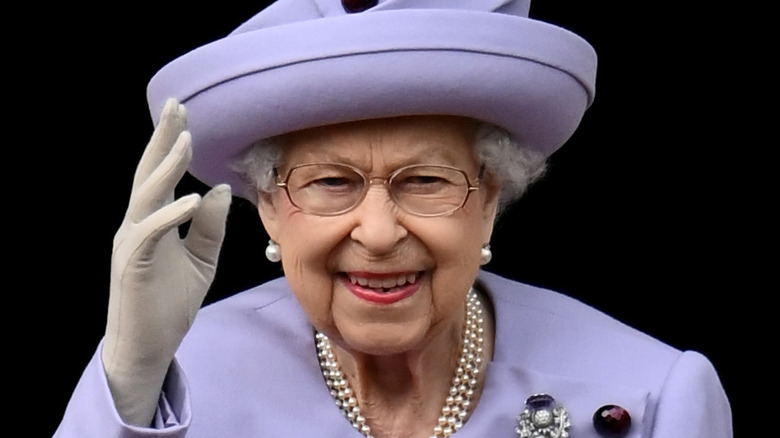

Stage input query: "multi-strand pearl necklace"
[{"left": 315, "top": 289, "right": 485, "bottom": 438}]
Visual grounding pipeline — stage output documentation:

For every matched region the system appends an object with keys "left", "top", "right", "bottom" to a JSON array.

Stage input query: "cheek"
[
  {"left": 424, "top": 212, "right": 487, "bottom": 310},
  {"left": 280, "top": 239, "right": 336, "bottom": 329},
  {"left": 434, "top": 206, "right": 488, "bottom": 262},
  {"left": 274, "top": 198, "right": 344, "bottom": 268},
  {"left": 275, "top": 211, "right": 349, "bottom": 328}
]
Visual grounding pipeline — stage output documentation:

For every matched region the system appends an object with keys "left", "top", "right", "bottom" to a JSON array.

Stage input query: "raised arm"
[{"left": 101, "top": 97, "right": 232, "bottom": 426}]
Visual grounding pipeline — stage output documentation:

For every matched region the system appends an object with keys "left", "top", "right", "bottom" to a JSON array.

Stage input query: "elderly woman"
[{"left": 55, "top": 0, "right": 732, "bottom": 437}]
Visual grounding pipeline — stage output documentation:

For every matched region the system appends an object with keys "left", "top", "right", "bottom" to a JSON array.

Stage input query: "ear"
[
  {"left": 480, "top": 180, "right": 500, "bottom": 243},
  {"left": 257, "top": 191, "right": 282, "bottom": 242}
]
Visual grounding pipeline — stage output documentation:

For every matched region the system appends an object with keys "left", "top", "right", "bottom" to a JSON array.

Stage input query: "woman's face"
[{"left": 258, "top": 115, "right": 499, "bottom": 355}]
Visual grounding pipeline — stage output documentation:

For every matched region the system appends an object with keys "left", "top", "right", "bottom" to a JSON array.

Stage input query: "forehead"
[{"left": 279, "top": 115, "right": 479, "bottom": 168}]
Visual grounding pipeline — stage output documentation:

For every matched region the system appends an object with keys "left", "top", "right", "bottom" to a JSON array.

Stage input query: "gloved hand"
[{"left": 101, "top": 97, "right": 232, "bottom": 426}]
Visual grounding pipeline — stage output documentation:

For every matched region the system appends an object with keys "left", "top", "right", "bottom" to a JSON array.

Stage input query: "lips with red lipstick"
[{"left": 343, "top": 272, "right": 421, "bottom": 304}]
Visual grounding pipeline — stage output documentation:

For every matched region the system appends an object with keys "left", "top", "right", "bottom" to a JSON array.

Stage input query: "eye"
[
  {"left": 311, "top": 175, "right": 360, "bottom": 189},
  {"left": 404, "top": 174, "right": 447, "bottom": 185},
  {"left": 394, "top": 173, "right": 452, "bottom": 194},
  {"left": 293, "top": 166, "right": 364, "bottom": 194}
]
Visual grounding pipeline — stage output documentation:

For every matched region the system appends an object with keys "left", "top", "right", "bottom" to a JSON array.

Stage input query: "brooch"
[{"left": 516, "top": 393, "right": 571, "bottom": 438}]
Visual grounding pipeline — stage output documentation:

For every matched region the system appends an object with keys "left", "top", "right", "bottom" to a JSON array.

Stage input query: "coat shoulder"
[{"left": 478, "top": 270, "right": 683, "bottom": 382}]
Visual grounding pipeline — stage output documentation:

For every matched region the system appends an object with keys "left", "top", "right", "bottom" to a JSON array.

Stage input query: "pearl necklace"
[{"left": 315, "top": 289, "right": 484, "bottom": 438}]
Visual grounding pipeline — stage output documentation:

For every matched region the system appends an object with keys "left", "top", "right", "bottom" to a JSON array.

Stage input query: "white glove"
[{"left": 101, "top": 98, "right": 232, "bottom": 426}]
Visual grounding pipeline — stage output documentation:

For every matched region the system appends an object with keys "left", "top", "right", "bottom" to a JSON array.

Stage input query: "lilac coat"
[{"left": 54, "top": 271, "right": 732, "bottom": 437}]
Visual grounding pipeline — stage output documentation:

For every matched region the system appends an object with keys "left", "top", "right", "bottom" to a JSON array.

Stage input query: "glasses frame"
[{"left": 275, "top": 162, "right": 481, "bottom": 217}]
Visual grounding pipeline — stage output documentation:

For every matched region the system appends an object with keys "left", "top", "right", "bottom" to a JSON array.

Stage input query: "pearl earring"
[
  {"left": 480, "top": 243, "right": 492, "bottom": 265},
  {"left": 265, "top": 240, "right": 281, "bottom": 263}
]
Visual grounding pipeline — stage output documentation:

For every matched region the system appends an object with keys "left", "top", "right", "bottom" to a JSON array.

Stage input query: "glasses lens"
[
  {"left": 285, "top": 164, "right": 365, "bottom": 215},
  {"left": 391, "top": 165, "right": 470, "bottom": 216}
]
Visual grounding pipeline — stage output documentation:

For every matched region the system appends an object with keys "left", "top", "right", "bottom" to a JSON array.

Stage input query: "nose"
[{"left": 349, "top": 184, "right": 408, "bottom": 253}]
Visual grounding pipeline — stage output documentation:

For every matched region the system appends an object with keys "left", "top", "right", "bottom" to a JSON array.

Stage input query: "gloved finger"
[
  {"left": 127, "top": 130, "right": 192, "bottom": 223},
  {"left": 184, "top": 183, "right": 232, "bottom": 266},
  {"left": 131, "top": 193, "right": 202, "bottom": 252},
  {"left": 132, "top": 98, "right": 187, "bottom": 193}
]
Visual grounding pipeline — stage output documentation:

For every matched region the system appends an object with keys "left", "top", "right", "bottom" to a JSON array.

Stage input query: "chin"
[{"left": 336, "top": 321, "right": 431, "bottom": 357}]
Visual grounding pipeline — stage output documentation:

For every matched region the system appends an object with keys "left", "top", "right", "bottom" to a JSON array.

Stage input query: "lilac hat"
[{"left": 147, "top": 0, "right": 597, "bottom": 200}]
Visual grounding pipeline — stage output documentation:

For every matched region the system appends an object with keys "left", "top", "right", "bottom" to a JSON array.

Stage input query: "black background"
[{"left": 33, "top": 1, "right": 753, "bottom": 436}]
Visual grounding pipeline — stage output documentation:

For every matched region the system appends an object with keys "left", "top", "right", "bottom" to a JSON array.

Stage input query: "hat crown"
[
  {"left": 149, "top": 0, "right": 595, "bottom": 201},
  {"left": 231, "top": 0, "right": 530, "bottom": 35}
]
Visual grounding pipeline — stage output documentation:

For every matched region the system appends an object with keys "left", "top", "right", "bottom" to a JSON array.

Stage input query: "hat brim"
[{"left": 147, "top": 9, "right": 596, "bottom": 200}]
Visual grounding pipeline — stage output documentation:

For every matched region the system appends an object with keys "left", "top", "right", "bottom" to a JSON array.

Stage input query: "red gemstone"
[
  {"left": 342, "top": 0, "right": 378, "bottom": 13},
  {"left": 593, "top": 405, "right": 631, "bottom": 436}
]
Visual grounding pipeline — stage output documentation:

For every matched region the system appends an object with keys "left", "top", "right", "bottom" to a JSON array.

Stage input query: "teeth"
[
  {"left": 368, "top": 278, "right": 385, "bottom": 288},
  {"left": 348, "top": 273, "right": 417, "bottom": 289}
]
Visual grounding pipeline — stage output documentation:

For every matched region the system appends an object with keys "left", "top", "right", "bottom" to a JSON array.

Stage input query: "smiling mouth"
[{"left": 347, "top": 272, "right": 418, "bottom": 292}]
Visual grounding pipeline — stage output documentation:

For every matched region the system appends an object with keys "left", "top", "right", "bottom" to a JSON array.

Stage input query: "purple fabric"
[{"left": 54, "top": 271, "right": 732, "bottom": 437}]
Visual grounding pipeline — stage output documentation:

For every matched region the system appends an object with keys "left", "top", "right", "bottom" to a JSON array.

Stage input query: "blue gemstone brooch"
[{"left": 516, "top": 393, "right": 571, "bottom": 438}]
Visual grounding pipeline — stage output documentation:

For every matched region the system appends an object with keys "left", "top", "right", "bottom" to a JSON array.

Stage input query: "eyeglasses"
[{"left": 275, "top": 163, "right": 481, "bottom": 217}]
